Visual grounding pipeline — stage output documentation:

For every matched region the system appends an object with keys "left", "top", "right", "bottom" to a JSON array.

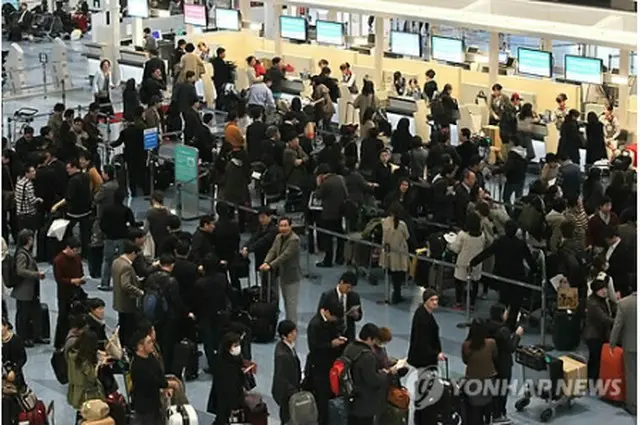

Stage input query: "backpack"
[
  {"left": 51, "top": 349, "right": 68, "bottom": 384},
  {"left": 329, "top": 350, "right": 364, "bottom": 399},
  {"left": 518, "top": 196, "right": 545, "bottom": 239},
  {"left": 2, "top": 251, "right": 18, "bottom": 288},
  {"left": 141, "top": 279, "right": 169, "bottom": 324}
]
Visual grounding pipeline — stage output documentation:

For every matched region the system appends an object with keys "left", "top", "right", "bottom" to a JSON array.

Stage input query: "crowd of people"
[{"left": 1, "top": 39, "right": 638, "bottom": 425}]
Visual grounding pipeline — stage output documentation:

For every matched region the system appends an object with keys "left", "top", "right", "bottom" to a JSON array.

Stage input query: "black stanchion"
[{"left": 456, "top": 274, "right": 473, "bottom": 329}]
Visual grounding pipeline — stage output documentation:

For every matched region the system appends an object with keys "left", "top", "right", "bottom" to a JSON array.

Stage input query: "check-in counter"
[{"left": 387, "top": 95, "right": 418, "bottom": 116}]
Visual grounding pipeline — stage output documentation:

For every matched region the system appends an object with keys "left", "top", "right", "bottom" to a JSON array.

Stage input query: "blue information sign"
[
  {"left": 143, "top": 127, "right": 158, "bottom": 151},
  {"left": 174, "top": 144, "right": 199, "bottom": 183}
]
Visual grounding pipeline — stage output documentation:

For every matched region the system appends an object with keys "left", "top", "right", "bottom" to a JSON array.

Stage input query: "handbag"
[
  {"left": 80, "top": 399, "right": 110, "bottom": 421},
  {"left": 104, "top": 327, "right": 123, "bottom": 360},
  {"left": 387, "top": 385, "right": 410, "bottom": 410},
  {"left": 16, "top": 386, "right": 38, "bottom": 412}
]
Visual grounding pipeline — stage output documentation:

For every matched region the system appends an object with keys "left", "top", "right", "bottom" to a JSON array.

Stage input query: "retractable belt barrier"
[{"left": 205, "top": 197, "right": 548, "bottom": 347}]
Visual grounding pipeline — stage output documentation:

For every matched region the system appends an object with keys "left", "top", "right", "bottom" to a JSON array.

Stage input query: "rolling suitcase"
[
  {"left": 167, "top": 404, "right": 199, "bottom": 425},
  {"left": 40, "top": 303, "right": 50, "bottom": 341},
  {"left": 172, "top": 339, "right": 199, "bottom": 381},
  {"left": 327, "top": 398, "right": 347, "bottom": 425},
  {"left": 599, "top": 343, "right": 626, "bottom": 402},
  {"left": 552, "top": 309, "right": 580, "bottom": 351},
  {"left": 248, "top": 273, "right": 278, "bottom": 343},
  {"left": 378, "top": 402, "right": 408, "bottom": 425},
  {"left": 106, "top": 391, "right": 127, "bottom": 425}
]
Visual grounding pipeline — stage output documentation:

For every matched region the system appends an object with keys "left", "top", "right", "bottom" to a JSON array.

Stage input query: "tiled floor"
[{"left": 2, "top": 39, "right": 635, "bottom": 425}]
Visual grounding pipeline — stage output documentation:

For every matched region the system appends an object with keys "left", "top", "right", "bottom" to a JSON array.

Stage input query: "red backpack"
[
  {"left": 18, "top": 400, "right": 48, "bottom": 425},
  {"left": 329, "top": 350, "right": 364, "bottom": 398}
]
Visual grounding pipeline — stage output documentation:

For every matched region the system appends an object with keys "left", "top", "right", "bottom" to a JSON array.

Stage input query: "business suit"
[
  {"left": 112, "top": 255, "right": 143, "bottom": 349},
  {"left": 306, "top": 312, "right": 343, "bottom": 425},
  {"left": 264, "top": 231, "right": 301, "bottom": 324},
  {"left": 607, "top": 240, "right": 633, "bottom": 297},
  {"left": 271, "top": 340, "right": 302, "bottom": 424},
  {"left": 11, "top": 247, "right": 42, "bottom": 341},
  {"left": 317, "top": 288, "right": 362, "bottom": 340},
  {"left": 610, "top": 292, "right": 637, "bottom": 414}
]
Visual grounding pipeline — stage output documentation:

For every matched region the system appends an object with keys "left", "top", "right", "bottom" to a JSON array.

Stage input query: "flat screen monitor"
[
  {"left": 151, "top": 29, "right": 162, "bottom": 40},
  {"left": 215, "top": 8, "right": 240, "bottom": 31},
  {"left": 128, "top": 0, "right": 149, "bottom": 18},
  {"left": 184, "top": 4, "right": 207, "bottom": 27},
  {"left": 431, "top": 36, "right": 463, "bottom": 63},
  {"left": 517, "top": 48, "right": 552, "bottom": 78},
  {"left": 280, "top": 16, "right": 307, "bottom": 41},
  {"left": 564, "top": 55, "right": 603, "bottom": 84},
  {"left": 390, "top": 31, "right": 421, "bottom": 58},
  {"left": 315, "top": 20, "right": 344, "bottom": 45}
]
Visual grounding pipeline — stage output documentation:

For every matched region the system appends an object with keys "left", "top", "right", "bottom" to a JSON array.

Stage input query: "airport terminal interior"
[{"left": 1, "top": 0, "right": 638, "bottom": 424}]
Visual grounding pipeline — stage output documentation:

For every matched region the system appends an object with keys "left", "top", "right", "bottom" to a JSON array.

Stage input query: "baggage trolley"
[{"left": 514, "top": 346, "right": 575, "bottom": 422}]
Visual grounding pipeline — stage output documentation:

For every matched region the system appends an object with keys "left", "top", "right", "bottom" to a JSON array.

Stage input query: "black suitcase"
[
  {"left": 40, "top": 303, "right": 50, "bottom": 340},
  {"left": 552, "top": 309, "right": 581, "bottom": 351},
  {"left": 172, "top": 338, "right": 199, "bottom": 381},
  {"left": 248, "top": 273, "right": 278, "bottom": 343}
]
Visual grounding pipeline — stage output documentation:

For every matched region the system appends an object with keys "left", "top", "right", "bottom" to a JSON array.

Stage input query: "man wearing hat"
[
  {"left": 584, "top": 277, "right": 616, "bottom": 381},
  {"left": 408, "top": 288, "right": 445, "bottom": 425}
]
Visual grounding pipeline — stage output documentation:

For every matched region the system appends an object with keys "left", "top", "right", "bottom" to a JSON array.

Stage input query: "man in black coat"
[
  {"left": 453, "top": 169, "right": 476, "bottom": 228},
  {"left": 246, "top": 109, "right": 268, "bottom": 163},
  {"left": 190, "top": 215, "right": 215, "bottom": 266},
  {"left": 306, "top": 298, "right": 345, "bottom": 425},
  {"left": 557, "top": 153, "right": 582, "bottom": 200},
  {"left": 242, "top": 207, "right": 277, "bottom": 270},
  {"left": 271, "top": 320, "right": 302, "bottom": 424},
  {"left": 470, "top": 220, "right": 537, "bottom": 330},
  {"left": 143, "top": 49, "right": 167, "bottom": 85},
  {"left": 317, "top": 271, "right": 362, "bottom": 340},
  {"left": 315, "top": 163, "right": 349, "bottom": 267},
  {"left": 603, "top": 226, "right": 634, "bottom": 297},
  {"left": 173, "top": 70, "right": 199, "bottom": 115}
]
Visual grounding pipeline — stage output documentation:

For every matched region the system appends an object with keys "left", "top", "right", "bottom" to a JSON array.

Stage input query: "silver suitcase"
[{"left": 167, "top": 404, "right": 198, "bottom": 425}]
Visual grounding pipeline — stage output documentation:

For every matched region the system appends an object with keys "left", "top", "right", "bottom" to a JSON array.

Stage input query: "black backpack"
[{"left": 2, "top": 251, "right": 18, "bottom": 288}]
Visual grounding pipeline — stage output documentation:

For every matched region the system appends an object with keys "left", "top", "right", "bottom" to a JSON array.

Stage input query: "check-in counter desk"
[{"left": 186, "top": 30, "right": 583, "bottom": 153}]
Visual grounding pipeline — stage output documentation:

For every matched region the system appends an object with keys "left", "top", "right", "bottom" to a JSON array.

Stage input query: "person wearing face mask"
[
  {"left": 306, "top": 299, "right": 345, "bottom": 425},
  {"left": 584, "top": 278, "right": 617, "bottom": 381},
  {"left": 85, "top": 298, "right": 108, "bottom": 350},
  {"left": 208, "top": 332, "right": 247, "bottom": 425},
  {"left": 272, "top": 320, "right": 302, "bottom": 424}
]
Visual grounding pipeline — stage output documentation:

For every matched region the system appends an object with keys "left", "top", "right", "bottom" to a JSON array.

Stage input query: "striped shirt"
[{"left": 15, "top": 176, "right": 37, "bottom": 216}]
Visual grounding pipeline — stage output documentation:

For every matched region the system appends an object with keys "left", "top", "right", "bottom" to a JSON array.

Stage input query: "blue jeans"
[
  {"left": 502, "top": 182, "right": 524, "bottom": 205},
  {"left": 101, "top": 239, "right": 123, "bottom": 288}
]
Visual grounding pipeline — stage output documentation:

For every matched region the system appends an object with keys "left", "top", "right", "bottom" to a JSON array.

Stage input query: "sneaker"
[
  {"left": 315, "top": 261, "right": 333, "bottom": 268},
  {"left": 493, "top": 415, "right": 511, "bottom": 424},
  {"left": 97, "top": 285, "right": 113, "bottom": 292},
  {"left": 34, "top": 338, "right": 50, "bottom": 345}
]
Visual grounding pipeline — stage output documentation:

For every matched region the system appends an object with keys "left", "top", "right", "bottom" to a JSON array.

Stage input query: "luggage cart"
[{"left": 514, "top": 346, "right": 575, "bottom": 422}]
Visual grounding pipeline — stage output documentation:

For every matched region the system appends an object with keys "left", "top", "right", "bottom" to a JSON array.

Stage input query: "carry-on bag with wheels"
[
  {"left": 327, "top": 397, "right": 347, "bottom": 425},
  {"left": 288, "top": 391, "right": 318, "bottom": 425},
  {"left": 40, "top": 303, "right": 50, "bottom": 341},
  {"left": 172, "top": 338, "right": 200, "bottom": 381},
  {"left": 600, "top": 343, "right": 626, "bottom": 402},
  {"left": 552, "top": 309, "right": 580, "bottom": 351},
  {"left": 167, "top": 404, "right": 199, "bottom": 425},
  {"left": 248, "top": 273, "right": 278, "bottom": 343}
]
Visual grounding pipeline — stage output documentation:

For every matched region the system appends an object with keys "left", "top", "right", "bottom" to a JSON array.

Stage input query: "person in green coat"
[{"left": 66, "top": 330, "right": 105, "bottom": 412}]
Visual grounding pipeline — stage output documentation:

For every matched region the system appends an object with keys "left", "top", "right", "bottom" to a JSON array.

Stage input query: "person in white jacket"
[
  {"left": 93, "top": 59, "right": 115, "bottom": 115},
  {"left": 448, "top": 213, "right": 486, "bottom": 310}
]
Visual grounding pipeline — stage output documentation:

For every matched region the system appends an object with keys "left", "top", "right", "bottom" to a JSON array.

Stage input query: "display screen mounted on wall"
[
  {"left": 128, "top": 0, "right": 149, "bottom": 18},
  {"left": 315, "top": 20, "right": 344, "bottom": 45},
  {"left": 215, "top": 8, "right": 239, "bottom": 31},
  {"left": 280, "top": 16, "right": 308, "bottom": 41},
  {"left": 564, "top": 55, "right": 603, "bottom": 84},
  {"left": 517, "top": 48, "right": 552, "bottom": 78},
  {"left": 184, "top": 4, "right": 207, "bottom": 27},
  {"left": 431, "top": 36, "right": 463, "bottom": 63},
  {"left": 390, "top": 31, "right": 421, "bottom": 57}
]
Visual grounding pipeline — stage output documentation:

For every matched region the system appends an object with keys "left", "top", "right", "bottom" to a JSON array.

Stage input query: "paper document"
[{"left": 392, "top": 358, "right": 408, "bottom": 370}]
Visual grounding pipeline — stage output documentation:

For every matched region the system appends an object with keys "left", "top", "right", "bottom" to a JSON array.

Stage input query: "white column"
[
  {"left": 373, "top": 16, "right": 384, "bottom": 87},
  {"left": 327, "top": 9, "right": 337, "bottom": 21},
  {"left": 488, "top": 31, "right": 500, "bottom": 92},
  {"left": 239, "top": 0, "right": 250, "bottom": 22},
  {"left": 618, "top": 49, "right": 630, "bottom": 128},
  {"left": 108, "top": 0, "right": 121, "bottom": 83},
  {"left": 131, "top": 18, "right": 144, "bottom": 47},
  {"left": 540, "top": 38, "right": 552, "bottom": 52},
  {"left": 273, "top": 0, "right": 282, "bottom": 56}
]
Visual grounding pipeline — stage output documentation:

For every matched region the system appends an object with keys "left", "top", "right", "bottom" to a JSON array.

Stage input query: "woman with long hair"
[
  {"left": 605, "top": 171, "right": 632, "bottom": 217},
  {"left": 208, "top": 332, "right": 247, "bottom": 424},
  {"left": 391, "top": 117, "right": 412, "bottom": 158},
  {"left": 379, "top": 202, "right": 410, "bottom": 304},
  {"left": 354, "top": 79, "right": 380, "bottom": 125},
  {"left": 67, "top": 331, "right": 105, "bottom": 415},
  {"left": 516, "top": 102, "right": 538, "bottom": 161},
  {"left": 462, "top": 319, "right": 497, "bottom": 425},
  {"left": 557, "top": 109, "right": 583, "bottom": 164},
  {"left": 586, "top": 111, "right": 607, "bottom": 165}
]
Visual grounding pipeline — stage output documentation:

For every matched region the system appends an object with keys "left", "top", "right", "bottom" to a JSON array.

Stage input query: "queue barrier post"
[{"left": 456, "top": 273, "right": 473, "bottom": 329}]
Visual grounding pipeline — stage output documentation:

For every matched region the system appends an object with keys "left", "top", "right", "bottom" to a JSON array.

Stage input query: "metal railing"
[{"left": 204, "top": 196, "right": 549, "bottom": 348}]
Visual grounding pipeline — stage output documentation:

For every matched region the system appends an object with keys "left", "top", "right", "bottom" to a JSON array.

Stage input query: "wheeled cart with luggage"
[{"left": 513, "top": 346, "right": 579, "bottom": 422}]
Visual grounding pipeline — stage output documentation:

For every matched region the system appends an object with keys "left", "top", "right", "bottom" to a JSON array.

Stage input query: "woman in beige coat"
[
  {"left": 448, "top": 213, "right": 485, "bottom": 310},
  {"left": 379, "top": 202, "right": 410, "bottom": 304}
]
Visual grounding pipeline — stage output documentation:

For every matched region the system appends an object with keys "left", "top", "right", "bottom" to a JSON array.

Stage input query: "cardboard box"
[
  {"left": 557, "top": 287, "right": 579, "bottom": 310},
  {"left": 559, "top": 356, "right": 587, "bottom": 397}
]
